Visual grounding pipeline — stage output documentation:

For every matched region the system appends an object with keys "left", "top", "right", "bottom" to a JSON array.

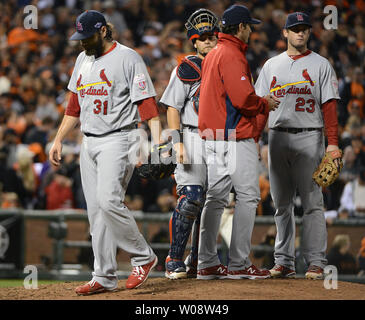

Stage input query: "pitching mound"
[{"left": 1, "top": 278, "right": 364, "bottom": 300}]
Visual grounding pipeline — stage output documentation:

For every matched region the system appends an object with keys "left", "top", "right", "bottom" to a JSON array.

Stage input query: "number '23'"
[
  {"left": 295, "top": 97, "right": 315, "bottom": 113},
  {"left": 93, "top": 99, "right": 108, "bottom": 115}
]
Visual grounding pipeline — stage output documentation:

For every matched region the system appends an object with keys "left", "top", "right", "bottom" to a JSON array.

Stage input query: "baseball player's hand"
[
  {"left": 326, "top": 145, "right": 341, "bottom": 168},
  {"left": 49, "top": 140, "right": 62, "bottom": 166},
  {"left": 173, "top": 142, "right": 188, "bottom": 164},
  {"left": 264, "top": 95, "right": 280, "bottom": 111}
]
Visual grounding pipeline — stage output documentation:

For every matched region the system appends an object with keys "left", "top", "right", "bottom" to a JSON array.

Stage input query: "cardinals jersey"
[
  {"left": 68, "top": 42, "right": 156, "bottom": 135},
  {"left": 255, "top": 50, "right": 340, "bottom": 129}
]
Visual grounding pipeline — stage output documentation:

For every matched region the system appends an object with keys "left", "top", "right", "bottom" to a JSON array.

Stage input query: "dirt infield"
[{"left": 1, "top": 278, "right": 365, "bottom": 300}]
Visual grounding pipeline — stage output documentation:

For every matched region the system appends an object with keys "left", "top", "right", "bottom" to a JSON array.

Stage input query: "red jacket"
[{"left": 198, "top": 33, "right": 269, "bottom": 141}]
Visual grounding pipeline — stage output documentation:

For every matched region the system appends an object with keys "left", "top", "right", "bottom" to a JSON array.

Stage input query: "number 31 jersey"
[
  {"left": 67, "top": 42, "right": 156, "bottom": 135},
  {"left": 255, "top": 50, "right": 340, "bottom": 129}
]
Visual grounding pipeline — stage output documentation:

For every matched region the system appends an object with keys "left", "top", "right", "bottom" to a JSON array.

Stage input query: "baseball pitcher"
[
  {"left": 49, "top": 11, "right": 164, "bottom": 294},
  {"left": 255, "top": 12, "right": 342, "bottom": 280}
]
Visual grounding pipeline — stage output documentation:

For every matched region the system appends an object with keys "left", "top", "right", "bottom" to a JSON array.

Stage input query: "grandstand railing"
[{"left": 0, "top": 209, "right": 364, "bottom": 283}]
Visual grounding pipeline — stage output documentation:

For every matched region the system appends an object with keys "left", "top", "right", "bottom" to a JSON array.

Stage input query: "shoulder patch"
[{"left": 176, "top": 55, "right": 202, "bottom": 83}]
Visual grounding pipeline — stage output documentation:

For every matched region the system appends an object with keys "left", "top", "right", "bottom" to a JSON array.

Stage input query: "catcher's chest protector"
[
  {"left": 177, "top": 55, "right": 202, "bottom": 113},
  {"left": 176, "top": 55, "right": 202, "bottom": 83}
]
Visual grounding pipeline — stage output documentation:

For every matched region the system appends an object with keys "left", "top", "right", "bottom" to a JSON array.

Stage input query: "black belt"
[
  {"left": 182, "top": 125, "right": 199, "bottom": 133},
  {"left": 84, "top": 124, "right": 137, "bottom": 137},
  {"left": 272, "top": 127, "right": 322, "bottom": 134}
]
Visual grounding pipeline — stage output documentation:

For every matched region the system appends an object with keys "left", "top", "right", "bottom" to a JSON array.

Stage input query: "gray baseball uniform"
[
  {"left": 68, "top": 41, "right": 157, "bottom": 288},
  {"left": 199, "top": 138, "right": 260, "bottom": 270},
  {"left": 255, "top": 50, "right": 340, "bottom": 269},
  {"left": 197, "top": 29, "right": 271, "bottom": 279},
  {"left": 160, "top": 65, "right": 207, "bottom": 189},
  {"left": 159, "top": 56, "right": 207, "bottom": 277}
]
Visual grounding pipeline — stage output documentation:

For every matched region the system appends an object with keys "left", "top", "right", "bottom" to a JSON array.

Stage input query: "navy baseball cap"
[
  {"left": 70, "top": 10, "right": 106, "bottom": 41},
  {"left": 284, "top": 12, "right": 312, "bottom": 29},
  {"left": 221, "top": 5, "right": 261, "bottom": 27}
]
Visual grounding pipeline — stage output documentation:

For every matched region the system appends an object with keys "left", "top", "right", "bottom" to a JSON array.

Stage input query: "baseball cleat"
[
  {"left": 227, "top": 264, "right": 271, "bottom": 280},
  {"left": 75, "top": 280, "right": 118, "bottom": 296},
  {"left": 197, "top": 264, "right": 228, "bottom": 280},
  {"left": 125, "top": 256, "right": 158, "bottom": 289},
  {"left": 165, "top": 256, "right": 187, "bottom": 280},
  {"left": 305, "top": 265, "right": 324, "bottom": 280},
  {"left": 165, "top": 269, "right": 187, "bottom": 280},
  {"left": 186, "top": 263, "right": 197, "bottom": 278},
  {"left": 269, "top": 264, "right": 296, "bottom": 278},
  {"left": 184, "top": 255, "right": 198, "bottom": 278}
]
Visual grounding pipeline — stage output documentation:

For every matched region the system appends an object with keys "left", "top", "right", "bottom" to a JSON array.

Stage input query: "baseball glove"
[
  {"left": 312, "top": 149, "right": 343, "bottom": 187},
  {"left": 135, "top": 142, "right": 176, "bottom": 180}
]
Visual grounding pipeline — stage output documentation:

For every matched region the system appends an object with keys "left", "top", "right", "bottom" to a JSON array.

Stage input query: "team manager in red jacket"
[{"left": 196, "top": 5, "right": 279, "bottom": 281}]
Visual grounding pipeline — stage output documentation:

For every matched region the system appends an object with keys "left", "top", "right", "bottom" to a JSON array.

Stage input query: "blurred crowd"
[{"left": 1, "top": 0, "right": 365, "bottom": 225}]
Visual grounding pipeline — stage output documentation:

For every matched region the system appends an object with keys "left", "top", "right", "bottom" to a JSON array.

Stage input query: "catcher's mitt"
[
  {"left": 312, "top": 149, "right": 343, "bottom": 187},
  {"left": 136, "top": 142, "right": 176, "bottom": 180}
]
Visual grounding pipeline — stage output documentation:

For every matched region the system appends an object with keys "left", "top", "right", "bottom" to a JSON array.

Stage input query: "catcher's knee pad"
[
  {"left": 169, "top": 185, "right": 205, "bottom": 259},
  {"left": 177, "top": 185, "right": 205, "bottom": 219}
]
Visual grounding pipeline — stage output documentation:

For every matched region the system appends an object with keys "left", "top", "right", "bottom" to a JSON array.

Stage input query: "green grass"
[{"left": 0, "top": 279, "right": 63, "bottom": 288}]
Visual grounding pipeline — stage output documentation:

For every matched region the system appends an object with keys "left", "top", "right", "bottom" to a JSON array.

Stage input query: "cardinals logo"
[
  {"left": 270, "top": 76, "right": 278, "bottom": 90},
  {"left": 270, "top": 76, "right": 285, "bottom": 97},
  {"left": 297, "top": 13, "right": 304, "bottom": 21},
  {"left": 76, "top": 74, "right": 82, "bottom": 88},
  {"left": 302, "top": 69, "right": 314, "bottom": 86},
  {"left": 77, "top": 21, "right": 83, "bottom": 31},
  {"left": 100, "top": 69, "right": 112, "bottom": 87},
  {"left": 269, "top": 74, "right": 313, "bottom": 97},
  {"left": 76, "top": 71, "right": 112, "bottom": 98}
]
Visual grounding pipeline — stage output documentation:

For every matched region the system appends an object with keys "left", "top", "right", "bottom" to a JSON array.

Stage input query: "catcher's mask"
[{"left": 185, "top": 8, "right": 220, "bottom": 42}]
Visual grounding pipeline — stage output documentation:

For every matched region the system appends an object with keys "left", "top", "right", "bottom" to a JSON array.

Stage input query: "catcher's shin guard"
[{"left": 168, "top": 185, "right": 205, "bottom": 260}]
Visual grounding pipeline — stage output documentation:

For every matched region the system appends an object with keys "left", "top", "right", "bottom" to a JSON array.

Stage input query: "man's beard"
[{"left": 84, "top": 35, "right": 104, "bottom": 57}]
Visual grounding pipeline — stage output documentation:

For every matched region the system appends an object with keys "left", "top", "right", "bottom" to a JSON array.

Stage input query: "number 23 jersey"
[
  {"left": 255, "top": 50, "right": 340, "bottom": 129},
  {"left": 67, "top": 41, "right": 156, "bottom": 135}
]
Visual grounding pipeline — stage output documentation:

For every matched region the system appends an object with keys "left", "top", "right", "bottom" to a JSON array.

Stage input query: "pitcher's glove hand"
[
  {"left": 312, "top": 149, "right": 343, "bottom": 187},
  {"left": 136, "top": 142, "right": 176, "bottom": 180}
]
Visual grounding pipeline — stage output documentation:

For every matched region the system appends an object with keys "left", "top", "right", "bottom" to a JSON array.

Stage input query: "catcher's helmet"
[{"left": 185, "top": 8, "right": 220, "bottom": 42}]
